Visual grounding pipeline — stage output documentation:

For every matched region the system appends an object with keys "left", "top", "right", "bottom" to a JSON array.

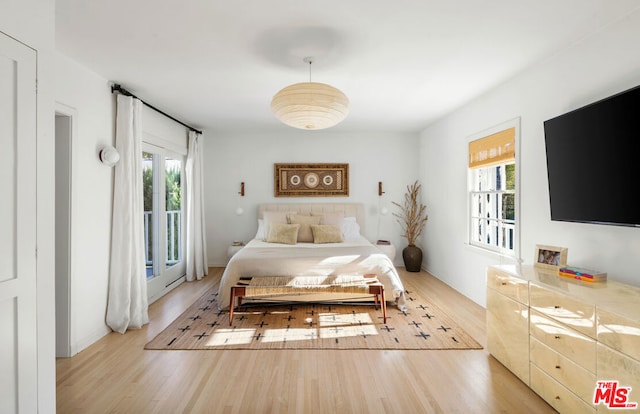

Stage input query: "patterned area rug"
[{"left": 145, "top": 283, "right": 483, "bottom": 350}]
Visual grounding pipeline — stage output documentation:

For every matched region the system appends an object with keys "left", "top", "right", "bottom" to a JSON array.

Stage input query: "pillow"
[
  {"left": 311, "top": 224, "right": 344, "bottom": 244},
  {"left": 254, "top": 219, "right": 266, "bottom": 240},
  {"left": 288, "top": 214, "right": 322, "bottom": 243},
  {"left": 261, "top": 211, "right": 290, "bottom": 240},
  {"left": 266, "top": 223, "right": 300, "bottom": 245},
  {"left": 312, "top": 211, "right": 345, "bottom": 226},
  {"left": 263, "top": 211, "right": 289, "bottom": 225},
  {"left": 341, "top": 216, "right": 361, "bottom": 240}
]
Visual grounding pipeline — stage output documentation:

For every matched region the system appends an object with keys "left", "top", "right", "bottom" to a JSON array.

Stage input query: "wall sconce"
[
  {"left": 378, "top": 181, "right": 385, "bottom": 196},
  {"left": 236, "top": 182, "right": 245, "bottom": 216},
  {"left": 99, "top": 145, "right": 120, "bottom": 167}
]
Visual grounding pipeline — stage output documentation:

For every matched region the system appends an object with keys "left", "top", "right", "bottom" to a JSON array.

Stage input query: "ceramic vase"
[{"left": 402, "top": 244, "right": 423, "bottom": 272}]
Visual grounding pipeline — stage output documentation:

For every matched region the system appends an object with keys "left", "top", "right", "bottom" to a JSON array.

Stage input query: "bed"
[{"left": 217, "top": 203, "right": 406, "bottom": 313}]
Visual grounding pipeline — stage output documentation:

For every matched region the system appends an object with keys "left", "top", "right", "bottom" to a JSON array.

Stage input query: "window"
[
  {"left": 469, "top": 164, "right": 515, "bottom": 253},
  {"left": 467, "top": 120, "right": 519, "bottom": 257}
]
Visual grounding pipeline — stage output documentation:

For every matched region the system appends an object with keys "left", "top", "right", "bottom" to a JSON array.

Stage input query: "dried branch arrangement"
[{"left": 392, "top": 180, "right": 428, "bottom": 246}]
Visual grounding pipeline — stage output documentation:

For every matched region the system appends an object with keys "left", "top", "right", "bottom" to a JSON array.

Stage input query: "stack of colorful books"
[{"left": 558, "top": 266, "right": 607, "bottom": 282}]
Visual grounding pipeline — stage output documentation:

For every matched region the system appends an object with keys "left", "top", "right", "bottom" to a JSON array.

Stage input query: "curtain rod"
[{"left": 111, "top": 83, "right": 203, "bottom": 135}]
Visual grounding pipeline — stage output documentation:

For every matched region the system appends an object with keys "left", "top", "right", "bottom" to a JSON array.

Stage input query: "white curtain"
[
  {"left": 185, "top": 130, "right": 208, "bottom": 281},
  {"left": 106, "top": 95, "right": 149, "bottom": 333}
]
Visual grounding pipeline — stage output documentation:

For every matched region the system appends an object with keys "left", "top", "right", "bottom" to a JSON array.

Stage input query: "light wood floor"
[{"left": 56, "top": 268, "right": 555, "bottom": 414}]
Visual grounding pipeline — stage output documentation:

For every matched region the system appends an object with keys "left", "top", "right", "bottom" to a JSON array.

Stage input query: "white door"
[{"left": 0, "top": 31, "right": 38, "bottom": 414}]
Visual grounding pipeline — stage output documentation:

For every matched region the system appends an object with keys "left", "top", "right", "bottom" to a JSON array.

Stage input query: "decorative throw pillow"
[
  {"left": 310, "top": 224, "right": 344, "bottom": 244},
  {"left": 266, "top": 223, "right": 300, "bottom": 245},
  {"left": 312, "top": 211, "right": 345, "bottom": 226},
  {"left": 288, "top": 214, "right": 322, "bottom": 242}
]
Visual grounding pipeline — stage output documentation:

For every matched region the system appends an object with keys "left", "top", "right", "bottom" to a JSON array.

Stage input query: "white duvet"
[{"left": 217, "top": 237, "right": 406, "bottom": 311}]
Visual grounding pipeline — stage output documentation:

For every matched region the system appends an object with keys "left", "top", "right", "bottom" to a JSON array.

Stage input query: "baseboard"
[
  {"left": 71, "top": 324, "right": 111, "bottom": 357},
  {"left": 148, "top": 275, "right": 186, "bottom": 305}
]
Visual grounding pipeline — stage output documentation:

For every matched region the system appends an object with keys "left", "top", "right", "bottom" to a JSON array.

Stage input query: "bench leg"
[
  {"left": 229, "top": 288, "right": 235, "bottom": 325},
  {"left": 229, "top": 286, "right": 246, "bottom": 325},
  {"left": 380, "top": 287, "right": 387, "bottom": 323},
  {"left": 369, "top": 285, "right": 387, "bottom": 324}
]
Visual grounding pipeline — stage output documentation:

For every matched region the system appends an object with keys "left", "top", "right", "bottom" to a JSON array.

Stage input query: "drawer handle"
[
  {"left": 501, "top": 282, "right": 507, "bottom": 286},
  {"left": 555, "top": 365, "right": 561, "bottom": 369},
  {"left": 554, "top": 305, "right": 561, "bottom": 309},
  {"left": 554, "top": 335, "right": 561, "bottom": 340},
  {"left": 555, "top": 396, "right": 561, "bottom": 400}
]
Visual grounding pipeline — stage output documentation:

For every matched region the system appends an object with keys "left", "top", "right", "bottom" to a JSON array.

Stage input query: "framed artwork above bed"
[{"left": 274, "top": 163, "right": 349, "bottom": 197}]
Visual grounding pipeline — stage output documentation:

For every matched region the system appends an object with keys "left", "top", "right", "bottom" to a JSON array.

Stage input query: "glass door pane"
[
  {"left": 142, "top": 151, "right": 156, "bottom": 279},
  {"left": 165, "top": 156, "right": 182, "bottom": 269}
]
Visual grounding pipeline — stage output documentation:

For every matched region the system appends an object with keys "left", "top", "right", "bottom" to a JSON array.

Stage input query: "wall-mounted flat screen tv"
[{"left": 543, "top": 84, "right": 640, "bottom": 227}]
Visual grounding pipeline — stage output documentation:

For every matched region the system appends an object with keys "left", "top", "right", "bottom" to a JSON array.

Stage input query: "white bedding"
[{"left": 217, "top": 236, "right": 406, "bottom": 311}]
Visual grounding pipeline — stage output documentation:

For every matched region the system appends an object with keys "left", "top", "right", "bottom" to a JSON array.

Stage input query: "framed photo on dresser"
[{"left": 534, "top": 244, "right": 568, "bottom": 270}]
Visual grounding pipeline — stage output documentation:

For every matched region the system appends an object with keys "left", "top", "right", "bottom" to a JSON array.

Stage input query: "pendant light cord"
[{"left": 304, "top": 56, "right": 314, "bottom": 82}]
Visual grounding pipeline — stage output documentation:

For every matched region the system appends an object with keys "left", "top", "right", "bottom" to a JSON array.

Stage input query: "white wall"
[
  {"left": 202, "top": 130, "right": 419, "bottom": 266},
  {"left": 2, "top": 0, "right": 56, "bottom": 410},
  {"left": 54, "top": 53, "right": 196, "bottom": 352},
  {"left": 51, "top": 55, "right": 421, "bottom": 352},
  {"left": 419, "top": 9, "right": 640, "bottom": 307},
  {"left": 55, "top": 53, "right": 116, "bottom": 353}
]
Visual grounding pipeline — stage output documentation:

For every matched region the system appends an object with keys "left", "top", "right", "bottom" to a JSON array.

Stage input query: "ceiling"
[{"left": 55, "top": 1, "right": 640, "bottom": 134}]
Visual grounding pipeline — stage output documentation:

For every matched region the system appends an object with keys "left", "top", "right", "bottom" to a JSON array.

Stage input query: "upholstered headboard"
[{"left": 258, "top": 203, "right": 365, "bottom": 229}]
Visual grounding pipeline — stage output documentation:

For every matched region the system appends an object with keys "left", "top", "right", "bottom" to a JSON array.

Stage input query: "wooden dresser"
[{"left": 487, "top": 265, "right": 640, "bottom": 413}]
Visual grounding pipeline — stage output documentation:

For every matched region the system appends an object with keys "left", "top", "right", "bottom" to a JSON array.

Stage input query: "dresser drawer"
[
  {"left": 529, "top": 283, "right": 596, "bottom": 338},
  {"left": 596, "top": 343, "right": 640, "bottom": 413},
  {"left": 487, "top": 268, "right": 529, "bottom": 305},
  {"left": 597, "top": 308, "right": 640, "bottom": 362},
  {"left": 530, "top": 310, "right": 596, "bottom": 372},
  {"left": 487, "top": 288, "right": 530, "bottom": 384},
  {"left": 530, "top": 337, "right": 595, "bottom": 404},
  {"left": 530, "top": 364, "right": 596, "bottom": 414}
]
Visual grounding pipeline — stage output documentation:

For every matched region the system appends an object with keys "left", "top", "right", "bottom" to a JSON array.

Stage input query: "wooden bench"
[{"left": 228, "top": 278, "right": 387, "bottom": 325}]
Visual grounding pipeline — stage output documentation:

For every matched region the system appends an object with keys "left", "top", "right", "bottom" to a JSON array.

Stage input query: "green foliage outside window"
[
  {"left": 165, "top": 166, "right": 181, "bottom": 211},
  {"left": 142, "top": 152, "right": 182, "bottom": 269},
  {"left": 502, "top": 164, "right": 515, "bottom": 220},
  {"left": 142, "top": 152, "right": 181, "bottom": 212}
]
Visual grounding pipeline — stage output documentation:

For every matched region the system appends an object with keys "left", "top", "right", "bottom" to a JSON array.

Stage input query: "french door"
[
  {"left": 0, "top": 31, "right": 38, "bottom": 413},
  {"left": 143, "top": 144, "right": 186, "bottom": 302}
]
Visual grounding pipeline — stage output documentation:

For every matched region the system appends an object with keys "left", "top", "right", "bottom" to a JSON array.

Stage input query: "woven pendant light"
[{"left": 271, "top": 57, "right": 349, "bottom": 130}]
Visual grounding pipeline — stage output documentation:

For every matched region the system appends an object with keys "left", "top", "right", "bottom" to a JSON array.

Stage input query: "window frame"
[{"left": 466, "top": 118, "right": 521, "bottom": 260}]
